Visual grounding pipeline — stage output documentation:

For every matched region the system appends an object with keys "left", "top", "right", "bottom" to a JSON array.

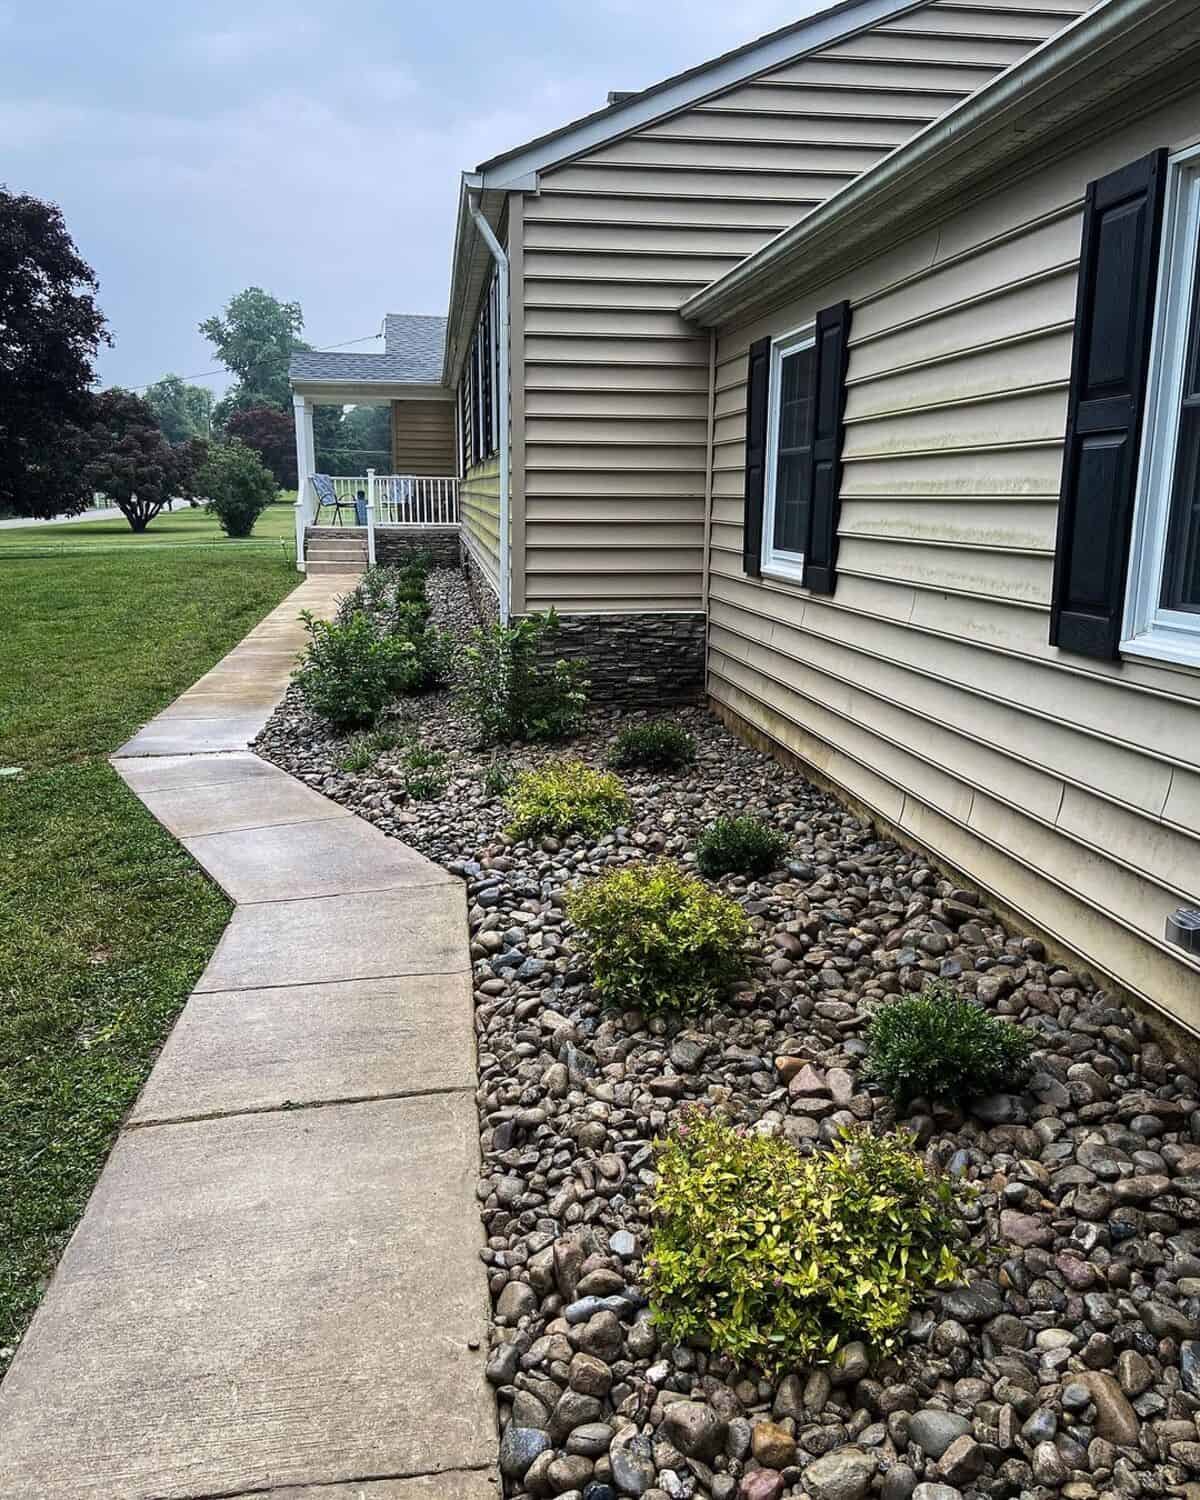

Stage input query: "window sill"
[
  {"left": 761, "top": 557, "right": 808, "bottom": 588},
  {"left": 1120, "top": 630, "right": 1200, "bottom": 671}
]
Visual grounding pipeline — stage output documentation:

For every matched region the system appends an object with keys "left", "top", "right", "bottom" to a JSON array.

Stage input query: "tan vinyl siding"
[
  {"left": 390, "top": 399, "right": 456, "bottom": 475},
  {"left": 705, "top": 91, "right": 1200, "bottom": 1032},
  {"left": 519, "top": 0, "right": 1094, "bottom": 617},
  {"left": 461, "top": 455, "right": 501, "bottom": 594}
]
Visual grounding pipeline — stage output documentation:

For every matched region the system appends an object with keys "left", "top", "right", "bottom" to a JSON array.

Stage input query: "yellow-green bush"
[
  {"left": 567, "top": 860, "right": 749, "bottom": 1014},
  {"left": 648, "top": 1110, "right": 966, "bottom": 1371},
  {"left": 506, "top": 760, "right": 631, "bottom": 841}
]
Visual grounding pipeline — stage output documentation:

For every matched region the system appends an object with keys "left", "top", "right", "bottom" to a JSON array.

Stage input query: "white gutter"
[
  {"left": 681, "top": 0, "right": 1200, "bottom": 328},
  {"left": 468, "top": 190, "right": 511, "bottom": 624}
]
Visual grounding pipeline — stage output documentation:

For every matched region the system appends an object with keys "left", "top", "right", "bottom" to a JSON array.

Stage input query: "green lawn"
[
  {"left": 0, "top": 517, "right": 301, "bottom": 1373},
  {"left": 0, "top": 497, "right": 298, "bottom": 555}
]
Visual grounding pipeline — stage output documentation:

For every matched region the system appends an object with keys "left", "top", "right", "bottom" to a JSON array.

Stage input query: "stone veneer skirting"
[
  {"left": 375, "top": 526, "right": 460, "bottom": 568},
  {"left": 548, "top": 612, "right": 706, "bottom": 707}
]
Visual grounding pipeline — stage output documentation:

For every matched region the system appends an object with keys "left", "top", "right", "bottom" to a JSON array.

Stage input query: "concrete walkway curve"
[{"left": 0, "top": 578, "right": 496, "bottom": 1500}]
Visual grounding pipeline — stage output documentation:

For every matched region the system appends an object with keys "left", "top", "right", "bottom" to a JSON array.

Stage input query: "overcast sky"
[{"left": 1, "top": 0, "right": 816, "bottom": 394}]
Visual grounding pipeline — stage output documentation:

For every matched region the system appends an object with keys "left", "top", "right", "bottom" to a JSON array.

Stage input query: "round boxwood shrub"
[
  {"left": 865, "top": 980, "right": 1037, "bottom": 1108},
  {"left": 648, "top": 1109, "right": 966, "bottom": 1371},
  {"left": 695, "top": 814, "right": 789, "bottom": 878},
  {"left": 567, "top": 860, "right": 749, "bottom": 1015},
  {"left": 608, "top": 720, "right": 696, "bottom": 771},
  {"left": 506, "top": 760, "right": 631, "bottom": 841}
]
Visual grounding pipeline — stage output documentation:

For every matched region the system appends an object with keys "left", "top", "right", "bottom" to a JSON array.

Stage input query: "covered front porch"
[{"left": 289, "top": 316, "right": 459, "bottom": 574}]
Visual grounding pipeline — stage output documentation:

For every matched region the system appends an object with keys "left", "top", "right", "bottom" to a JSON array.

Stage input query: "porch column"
[{"left": 292, "top": 394, "right": 317, "bottom": 573}]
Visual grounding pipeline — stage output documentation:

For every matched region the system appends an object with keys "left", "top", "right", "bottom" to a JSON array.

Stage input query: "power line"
[{"left": 123, "top": 332, "right": 385, "bottom": 392}]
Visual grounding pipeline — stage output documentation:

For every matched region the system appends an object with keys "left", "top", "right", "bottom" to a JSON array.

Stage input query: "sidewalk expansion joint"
[
  {"left": 235, "top": 879, "right": 464, "bottom": 907},
  {"left": 125, "top": 1082, "right": 477, "bottom": 1132}
]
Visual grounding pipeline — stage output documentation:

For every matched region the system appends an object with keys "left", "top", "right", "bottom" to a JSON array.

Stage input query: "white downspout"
[{"left": 468, "top": 191, "right": 511, "bottom": 624}]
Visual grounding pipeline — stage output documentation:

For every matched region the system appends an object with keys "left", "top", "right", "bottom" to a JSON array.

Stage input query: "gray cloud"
[{"left": 3, "top": 0, "right": 810, "bottom": 392}]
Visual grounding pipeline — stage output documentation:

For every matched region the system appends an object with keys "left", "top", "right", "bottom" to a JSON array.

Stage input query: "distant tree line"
[{"left": 0, "top": 185, "right": 390, "bottom": 533}]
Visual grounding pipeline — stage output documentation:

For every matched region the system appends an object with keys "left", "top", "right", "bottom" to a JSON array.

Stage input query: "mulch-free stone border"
[{"left": 256, "top": 567, "right": 1200, "bottom": 1500}]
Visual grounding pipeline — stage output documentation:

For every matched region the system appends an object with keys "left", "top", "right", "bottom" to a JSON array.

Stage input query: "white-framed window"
[
  {"left": 1124, "top": 142, "right": 1200, "bottom": 668},
  {"left": 761, "top": 324, "right": 816, "bottom": 583}
]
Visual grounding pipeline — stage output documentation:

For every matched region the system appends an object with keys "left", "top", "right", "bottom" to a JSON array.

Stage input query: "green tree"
[
  {"left": 142, "top": 374, "right": 213, "bottom": 443},
  {"left": 200, "top": 287, "right": 304, "bottom": 418},
  {"left": 329, "top": 403, "right": 391, "bottom": 471},
  {"left": 197, "top": 439, "right": 277, "bottom": 537}
]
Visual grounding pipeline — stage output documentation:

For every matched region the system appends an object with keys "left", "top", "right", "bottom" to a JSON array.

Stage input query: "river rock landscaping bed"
[{"left": 257, "top": 567, "right": 1200, "bottom": 1500}]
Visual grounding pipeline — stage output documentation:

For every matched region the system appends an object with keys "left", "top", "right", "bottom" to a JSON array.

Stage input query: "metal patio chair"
[{"left": 311, "top": 473, "right": 355, "bottom": 526}]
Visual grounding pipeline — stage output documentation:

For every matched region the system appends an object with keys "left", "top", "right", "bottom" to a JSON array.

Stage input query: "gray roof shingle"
[{"left": 289, "top": 313, "right": 446, "bottom": 385}]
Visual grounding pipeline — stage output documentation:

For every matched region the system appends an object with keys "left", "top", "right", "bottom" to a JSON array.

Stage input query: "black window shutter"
[
  {"left": 1050, "top": 148, "right": 1168, "bottom": 659},
  {"left": 803, "top": 300, "right": 852, "bottom": 594},
  {"left": 480, "top": 293, "right": 494, "bottom": 457},
  {"left": 743, "top": 336, "right": 771, "bottom": 576}
]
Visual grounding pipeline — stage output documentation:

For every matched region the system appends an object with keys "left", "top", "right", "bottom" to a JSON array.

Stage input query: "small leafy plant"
[
  {"left": 506, "top": 760, "right": 630, "bottom": 841},
  {"left": 458, "top": 609, "right": 588, "bottom": 745},
  {"left": 293, "top": 612, "right": 422, "bottom": 728},
  {"left": 338, "top": 728, "right": 400, "bottom": 772},
  {"left": 648, "top": 1110, "right": 966, "bottom": 1372},
  {"left": 334, "top": 564, "right": 450, "bottom": 689},
  {"left": 865, "top": 980, "right": 1037, "bottom": 1108},
  {"left": 481, "top": 757, "right": 514, "bottom": 799},
  {"left": 567, "top": 860, "right": 749, "bottom": 1015},
  {"left": 402, "top": 745, "right": 449, "bottom": 801},
  {"left": 696, "top": 815, "right": 789, "bottom": 879},
  {"left": 608, "top": 720, "right": 696, "bottom": 771}
]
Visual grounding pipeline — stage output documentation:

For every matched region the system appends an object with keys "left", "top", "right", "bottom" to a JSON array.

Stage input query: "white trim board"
[{"left": 1123, "top": 140, "right": 1200, "bottom": 672}]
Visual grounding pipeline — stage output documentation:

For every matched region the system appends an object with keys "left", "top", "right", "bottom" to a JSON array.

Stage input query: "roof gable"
[{"left": 475, "top": 0, "right": 936, "bottom": 188}]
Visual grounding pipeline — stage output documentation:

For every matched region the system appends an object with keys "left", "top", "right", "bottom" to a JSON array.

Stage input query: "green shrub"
[
  {"left": 333, "top": 566, "right": 450, "bottom": 691},
  {"left": 198, "top": 439, "right": 277, "bottom": 537},
  {"left": 338, "top": 728, "right": 400, "bottom": 772},
  {"left": 865, "top": 981, "right": 1037, "bottom": 1108},
  {"left": 506, "top": 760, "right": 630, "bottom": 841},
  {"left": 695, "top": 815, "right": 789, "bottom": 879},
  {"left": 457, "top": 609, "right": 588, "bottom": 745},
  {"left": 648, "top": 1110, "right": 966, "bottom": 1371},
  {"left": 608, "top": 720, "right": 696, "bottom": 771},
  {"left": 481, "top": 757, "right": 514, "bottom": 799},
  {"left": 567, "top": 860, "right": 749, "bottom": 1015},
  {"left": 402, "top": 745, "right": 449, "bottom": 801},
  {"left": 293, "top": 611, "right": 424, "bottom": 728}
]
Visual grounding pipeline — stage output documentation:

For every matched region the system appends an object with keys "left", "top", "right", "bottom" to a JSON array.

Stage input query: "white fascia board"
[
  {"left": 475, "top": 0, "right": 924, "bottom": 189},
  {"left": 289, "top": 379, "right": 450, "bottom": 402}
]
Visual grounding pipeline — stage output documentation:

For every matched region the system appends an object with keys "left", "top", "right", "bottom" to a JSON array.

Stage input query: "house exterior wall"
[
  {"left": 460, "top": 454, "right": 501, "bottom": 600},
  {"left": 390, "top": 399, "right": 456, "bottom": 475},
  {"left": 703, "top": 89, "right": 1200, "bottom": 1032},
  {"left": 515, "top": 0, "right": 1094, "bottom": 623}
]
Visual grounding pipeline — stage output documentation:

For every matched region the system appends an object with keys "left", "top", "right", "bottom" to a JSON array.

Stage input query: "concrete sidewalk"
[{"left": 0, "top": 578, "right": 496, "bottom": 1500}]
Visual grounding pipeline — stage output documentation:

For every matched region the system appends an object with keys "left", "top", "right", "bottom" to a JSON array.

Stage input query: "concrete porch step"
[{"left": 306, "top": 559, "right": 366, "bottom": 575}]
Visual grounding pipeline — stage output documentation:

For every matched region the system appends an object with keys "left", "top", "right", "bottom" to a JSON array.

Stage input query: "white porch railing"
[
  {"left": 295, "top": 472, "right": 460, "bottom": 572},
  {"left": 323, "top": 475, "right": 459, "bottom": 526}
]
